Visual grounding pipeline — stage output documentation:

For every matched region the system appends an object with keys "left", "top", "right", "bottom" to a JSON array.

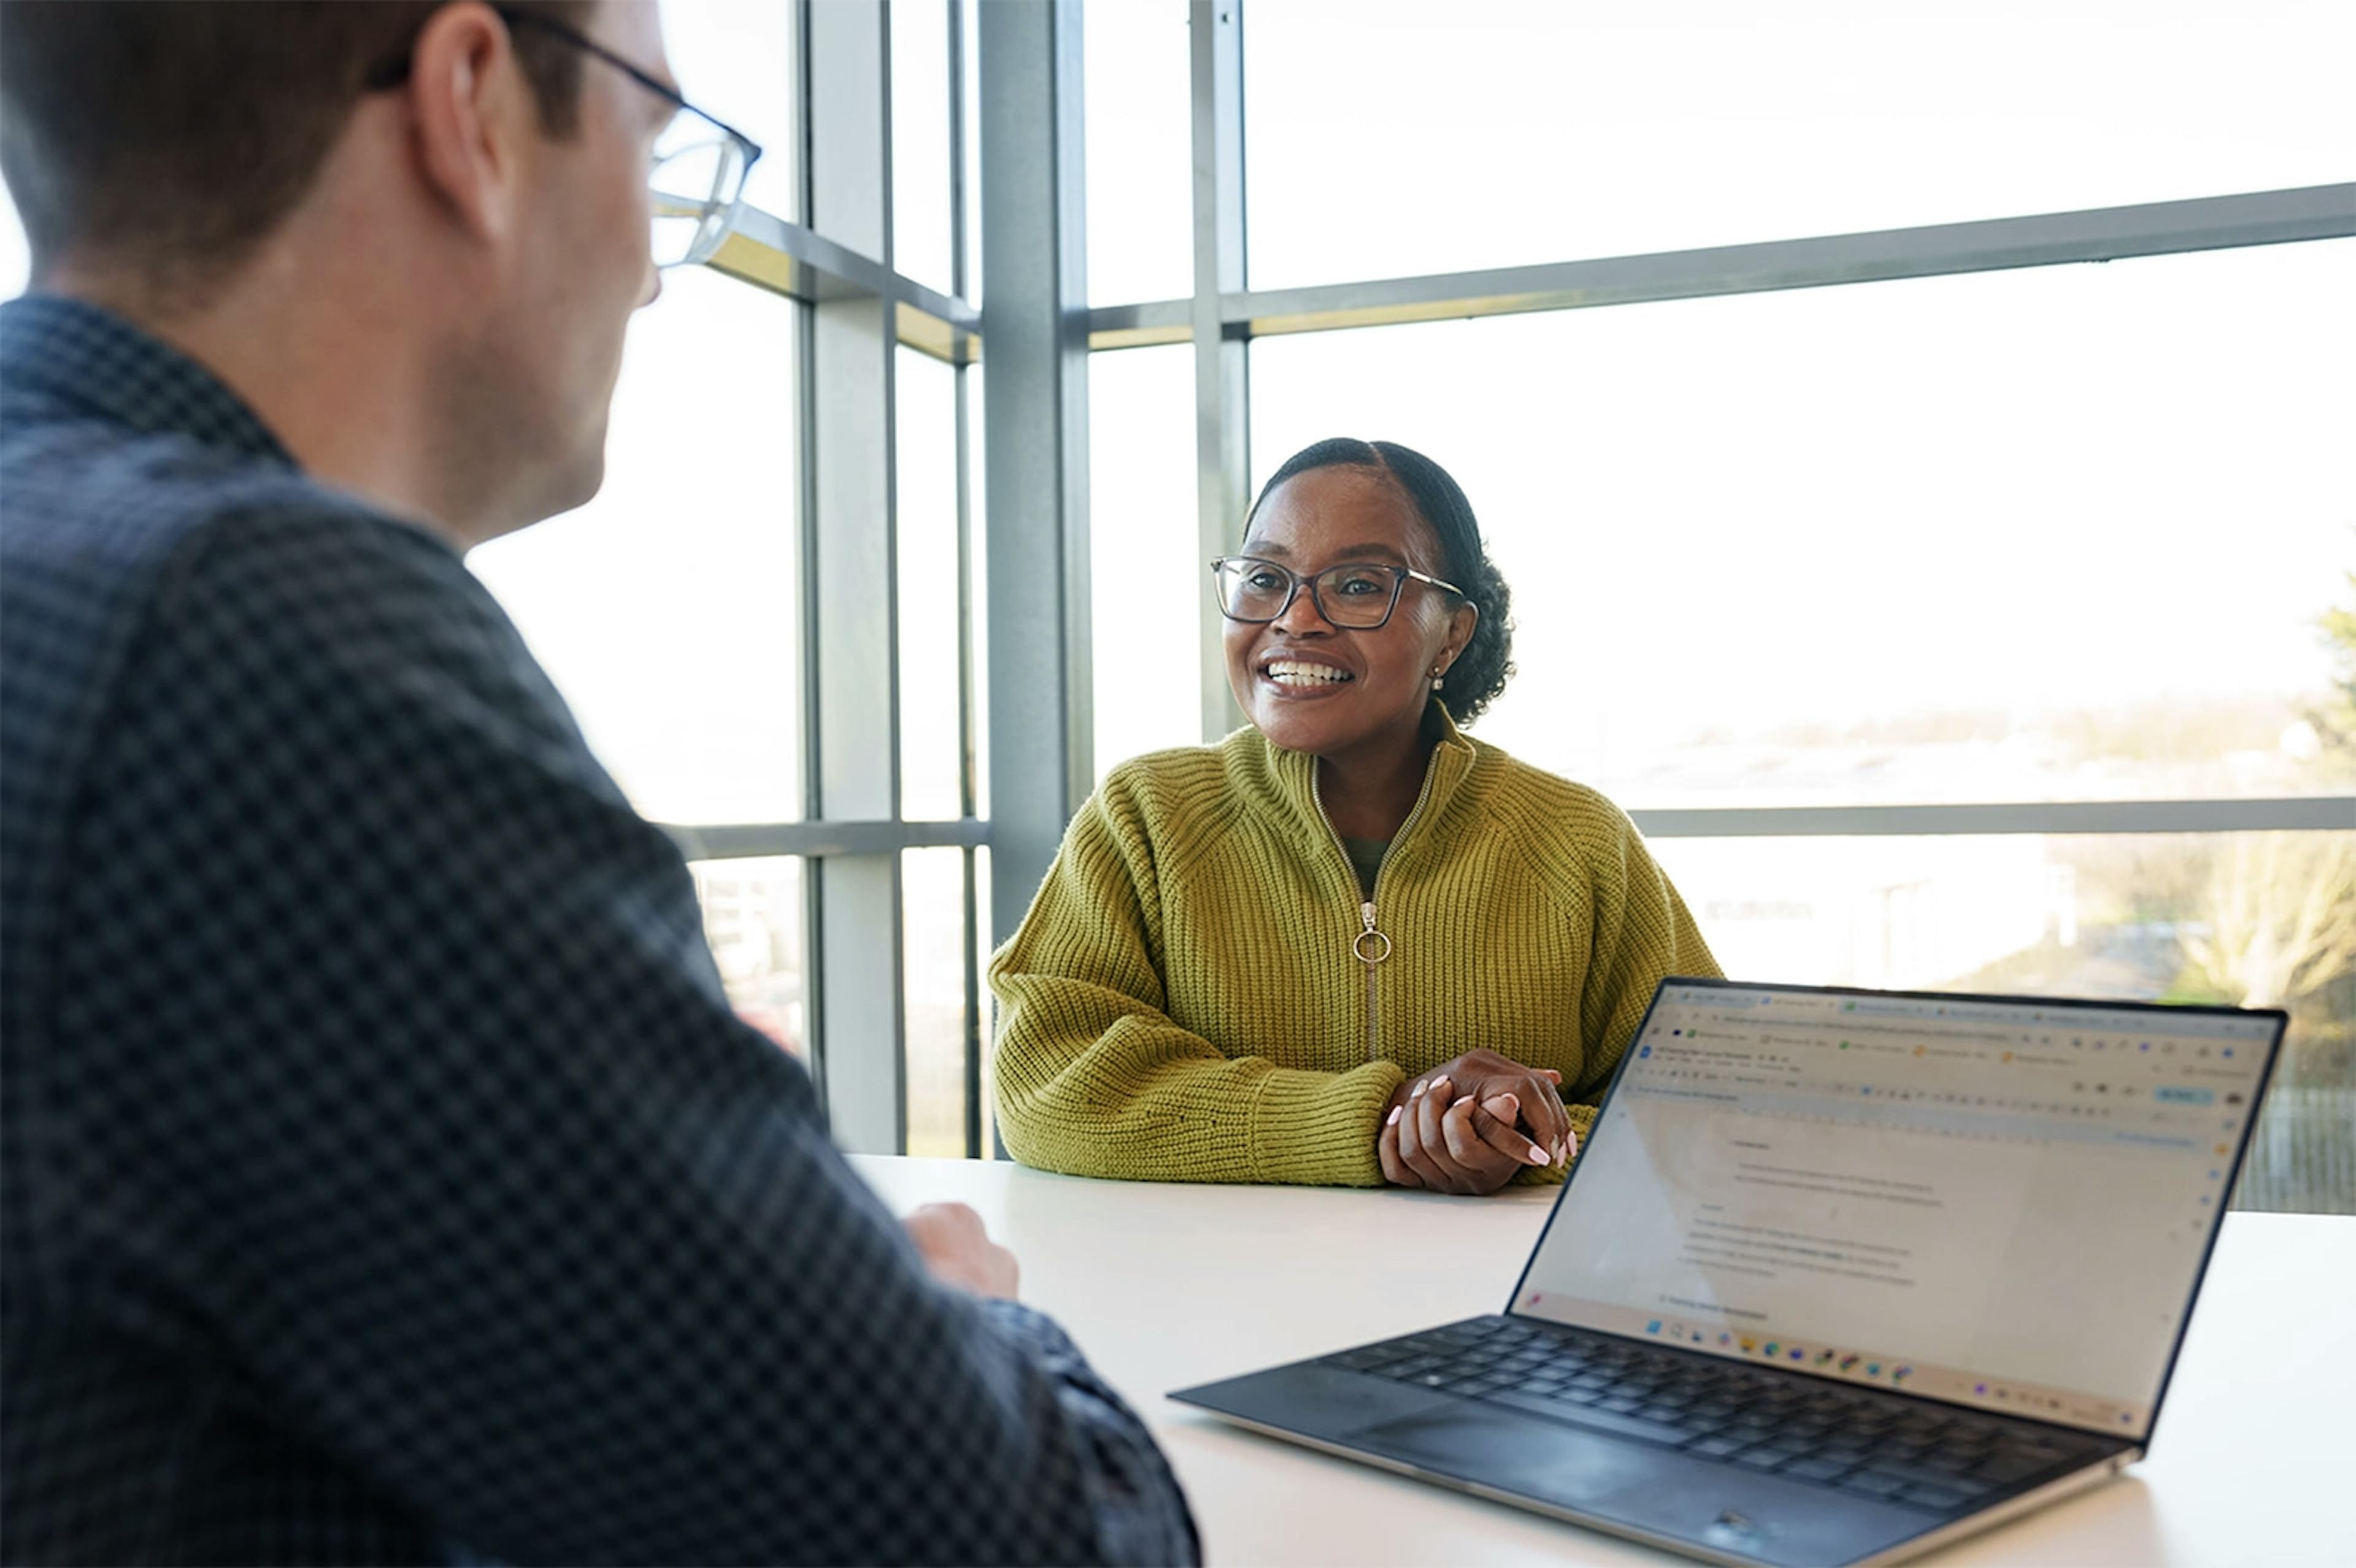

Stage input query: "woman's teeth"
[{"left": 1266, "top": 660, "right": 1351, "bottom": 686}]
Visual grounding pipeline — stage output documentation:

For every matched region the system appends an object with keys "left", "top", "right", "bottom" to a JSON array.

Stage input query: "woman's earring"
[{"left": 1430, "top": 665, "right": 1446, "bottom": 691}]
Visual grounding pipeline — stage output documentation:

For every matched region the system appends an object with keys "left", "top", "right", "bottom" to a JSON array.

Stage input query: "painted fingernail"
[
  {"left": 1410, "top": 1080, "right": 1426, "bottom": 1099},
  {"left": 1430, "top": 1077, "right": 1451, "bottom": 1096},
  {"left": 1525, "top": 1142, "right": 1550, "bottom": 1164},
  {"left": 1387, "top": 1106, "right": 1402, "bottom": 1127}
]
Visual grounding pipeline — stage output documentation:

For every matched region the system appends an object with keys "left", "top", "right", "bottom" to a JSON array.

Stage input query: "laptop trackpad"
[
  {"left": 1349, "top": 1407, "right": 1929, "bottom": 1567},
  {"left": 1352, "top": 1407, "right": 1656, "bottom": 1508}
]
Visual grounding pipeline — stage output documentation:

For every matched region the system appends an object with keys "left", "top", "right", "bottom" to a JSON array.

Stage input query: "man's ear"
[{"left": 404, "top": 1, "right": 529, "bottom": 250}]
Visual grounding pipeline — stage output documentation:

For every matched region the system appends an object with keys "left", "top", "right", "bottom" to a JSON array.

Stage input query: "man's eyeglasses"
[
  {"left": 1211, "top": 555, "right": 1466, "bottom": 632},
  {"left": 365, "top": 6, "right": 764, "bottom": 270}
]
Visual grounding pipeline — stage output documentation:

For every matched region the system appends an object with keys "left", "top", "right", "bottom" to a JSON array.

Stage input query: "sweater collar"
[{"left": 1245, "top": 701, "right": 1482, "bottom": 855}]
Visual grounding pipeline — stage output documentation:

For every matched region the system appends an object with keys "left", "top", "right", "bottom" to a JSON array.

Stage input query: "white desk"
[{"left": 851, "top": 1156, "right": 2356, "bottom": 1567}]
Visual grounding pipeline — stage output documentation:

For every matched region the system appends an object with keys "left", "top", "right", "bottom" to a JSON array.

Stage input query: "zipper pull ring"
[{"left": 1353, "top": 900, "right": 1392, "bottom": 964}]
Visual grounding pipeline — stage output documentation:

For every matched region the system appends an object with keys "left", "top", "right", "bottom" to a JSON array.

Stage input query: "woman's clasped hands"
[{"left": 1376, "top": 1048, "right": 1576, "bottom": 1195}]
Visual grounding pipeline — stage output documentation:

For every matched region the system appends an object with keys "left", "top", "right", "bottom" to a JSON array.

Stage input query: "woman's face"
[{"left": 1223, "top": 466, "right": 1476, "bottom": 761}]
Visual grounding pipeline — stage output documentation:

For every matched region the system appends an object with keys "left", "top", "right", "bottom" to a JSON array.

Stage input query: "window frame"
[{"left": 598, "top": 0, "right": 2351, "bottom": 1184}]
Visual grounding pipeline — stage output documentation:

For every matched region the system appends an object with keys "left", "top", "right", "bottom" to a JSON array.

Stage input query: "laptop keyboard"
[{"left": 1323, "top": 1316, "right": 2105, "bottom": 1513}]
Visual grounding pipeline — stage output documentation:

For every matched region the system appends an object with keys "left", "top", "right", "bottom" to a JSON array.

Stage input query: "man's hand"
[
  {"left": 1376, "top": 1050, "right": 1575, "bottom": 1195},
  {"left": 902, "top": 1202, "right": 1020, "bottom": 1300}
]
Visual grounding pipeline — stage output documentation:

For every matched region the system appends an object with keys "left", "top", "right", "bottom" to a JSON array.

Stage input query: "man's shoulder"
[
  {"left": 3, "top": 423, "right": 460, "bottom": 621},
  {"left": 4, "top": 434, "right": 504, "bottom": 720},
  {"left": 158, "top": 485, "right": 499, "bottom": 660},
  {"left": 1, "top": 429, "right": 578, "bottom": 863}
]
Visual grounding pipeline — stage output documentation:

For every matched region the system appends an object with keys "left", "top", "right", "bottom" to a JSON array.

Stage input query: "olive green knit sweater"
[{"left": 988, "top": 711, "right": 1721, "bottom": 1187}]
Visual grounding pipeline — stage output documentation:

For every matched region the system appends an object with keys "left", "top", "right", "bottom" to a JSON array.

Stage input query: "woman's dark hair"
[{"left": 1246, "top": 437, "right": 1515, "bottom": 724}]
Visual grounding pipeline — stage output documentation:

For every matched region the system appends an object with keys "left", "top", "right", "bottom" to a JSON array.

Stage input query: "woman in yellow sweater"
[{"left": 990, "top": 437, "right": 1720, "bottom": 1194}]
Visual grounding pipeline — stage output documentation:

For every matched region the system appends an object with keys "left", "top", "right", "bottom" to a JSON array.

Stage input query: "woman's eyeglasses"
[
  {"left": 1211, "top": 555, "right": 1465, "bottom": 631},
  {"left": 366, "top": 6, "right": 764, "bottom": 271}
]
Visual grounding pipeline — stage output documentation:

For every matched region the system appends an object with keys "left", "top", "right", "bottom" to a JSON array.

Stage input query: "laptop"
[{"left": 1172, "top": 978, "right": 2286, "bottom": 1566}]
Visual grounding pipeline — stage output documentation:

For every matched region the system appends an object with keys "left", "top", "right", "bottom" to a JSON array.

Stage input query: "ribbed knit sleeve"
[
  {"left": 1436, "top": 779, "right": 1718, "bottom": 1194},
  {"left": 1553, "top": 801, "right": 1723, "bottom": 1109},
  {"left": 989, "top": 777, "right": 1404, "bottom": 1187}
]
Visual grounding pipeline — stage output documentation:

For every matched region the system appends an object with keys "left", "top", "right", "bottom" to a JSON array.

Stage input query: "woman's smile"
[{"left": 1258, "top": 650, "right": 1357, "bottom": 694}]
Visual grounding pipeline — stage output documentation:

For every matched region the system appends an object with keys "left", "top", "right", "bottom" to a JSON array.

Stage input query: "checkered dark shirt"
[{"left": 0, "top": 296, "right": 1197, "bottom": 1566}]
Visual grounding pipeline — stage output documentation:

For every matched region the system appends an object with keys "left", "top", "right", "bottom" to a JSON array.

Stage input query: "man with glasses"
[{"left": 0, "top": 2, "right": 1195, "bottom": 1561}]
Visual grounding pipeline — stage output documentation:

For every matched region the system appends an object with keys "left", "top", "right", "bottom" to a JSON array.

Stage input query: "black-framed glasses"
[
  {"left": 365, "top": 6, "right": 764, "bottom": 269},
  {"left": 1210, "top": 555, "right": 1465, "bottom": 631}
]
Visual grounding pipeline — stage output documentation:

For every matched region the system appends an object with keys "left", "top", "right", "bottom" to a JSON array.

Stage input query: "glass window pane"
[
  {"left": 898, "top": 348, "right": 964, "bottom": 821},
  {"left": 661, "top": 0, "right": 798, "bottom": 218},
  {"left": 472, "top": 269, "right": 801, "bottom": 825},
  {"left": 904, "top": 845, "right": 976, "bottom": 1158},
  {"left": 1089, "top": 344, "right": 1203, "bottom": 778},
  {"left": 891, "top": 0, "right": 955, "bottom": 298},
  {"left": 1244, "top": 0, "right": 2354, "bottom": 290},
  {"left": 1248, "top": 240, "right": 2356, "bottom": 808},
  {"left": 690, "top": 855, "right": 807, "bottom": 1057},
  {"left": 1649, "top": 830, "right": 2354, "bottom": 1213},
  {"left": 1084, "top": 0, "right": 1194, "bottom": 304}
]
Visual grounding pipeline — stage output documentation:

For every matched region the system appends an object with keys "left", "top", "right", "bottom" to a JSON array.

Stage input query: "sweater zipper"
[
  {"left": 1312, "top": 759, "right": 1444, "bottom": 1063},
  {"left": 1353, "top": 901, "right": 1388, "bottom": 1062}
]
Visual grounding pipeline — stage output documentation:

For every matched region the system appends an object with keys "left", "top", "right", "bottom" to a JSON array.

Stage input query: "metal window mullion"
[
  {"left": 960, "top": 840, "right": 983, "bottom": 1158},
  {"left": 707, "top": 206, "right": 979, "bottom": 367},
  {"left": 795, "top": 288, "right": 830, "bottom": 1111},
  {"left": 1629, "top": 797, "right": 2356, "bottom": 840},
  {"left": 949, "top": 2, "right": 976, "bottom": 827},
  {"left": 807, "top": 0, "right": 907, "bottom": 1155},
  {"left": 1271, "top": 184, "right": 2352, "bottom": 340},
  {"left": 957, "top": 375, "right": 983, "bottom": 1161},
  {"left": 791, "top": 0, "right": 828, "bottom": 1123},
  {"left": 948, "top": 0, "right": 969, "bottom": 315},
  {"left": 666, "top": 819, "right": 989, "bottom": 861},
  {"left": 949, "top": 0, "right": 984, "bottom": 1160},
  {"left": 1079, "top": 184, "right": 2356, "bottom": 348},
  {"left": 1188, "top": 0, "right": 1249, "bottom": 746},
  {"left": 879, "top": 4, "right": 904, "bottom": 824},
  {"left": 653, "top": 796, "right": 2349, "bottom": 861},
  {"left": 979, "top": 0, "right": 1092, "bottom": 953}
]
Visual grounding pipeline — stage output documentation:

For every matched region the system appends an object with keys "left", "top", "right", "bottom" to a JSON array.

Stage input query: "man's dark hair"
[
  {"left": 0, "top": 0, "right": 591, "bottom": 299},
  {"left": 1248, "top": 437, "right": 1517, "bottom": 724}
]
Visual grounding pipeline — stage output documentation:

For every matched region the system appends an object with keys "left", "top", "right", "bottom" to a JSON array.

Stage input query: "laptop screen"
[{"left": 1510, "top": 982, "right": 2283, "bottom": 1440}]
